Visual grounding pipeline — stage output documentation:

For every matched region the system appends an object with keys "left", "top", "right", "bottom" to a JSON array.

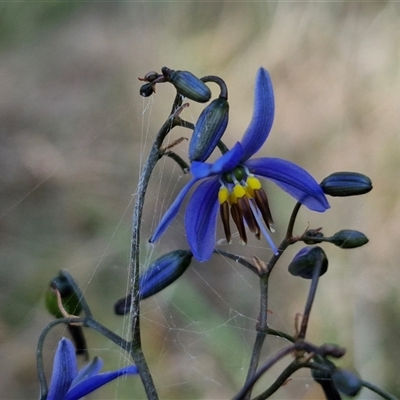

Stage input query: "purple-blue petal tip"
[{"left": 240, "top": 68, "right": 275, "bottom": 162}]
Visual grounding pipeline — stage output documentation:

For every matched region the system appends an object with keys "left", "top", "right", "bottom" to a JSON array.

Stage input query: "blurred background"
[{"left": 1, "top": 1, "right": 399, "bottom": 399}]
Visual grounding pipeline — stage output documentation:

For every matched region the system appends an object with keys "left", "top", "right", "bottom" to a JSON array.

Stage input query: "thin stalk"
[
  {"left": 361, "top": 380, "right": 399, "bottom": 400},
  {"left": 234, "top": 344, "right": 296, "bottom": 400},
  {"left": 214, "top": 249, "right": 259, "bottom": 275},
  {"left": 253, "top": 360, "right": 306, "bottom": 400},
  {"left": 242, "top": 201, "right": 304, "bottom": 399},
  {"left": 297, "top": 251, "right": 324, "bottom": 341},
  {"left": 128, "top": 96, "right": 186, "bottom": 399}
]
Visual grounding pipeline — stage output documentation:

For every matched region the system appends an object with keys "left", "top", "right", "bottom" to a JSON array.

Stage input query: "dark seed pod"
[
  {"left": 330, "top": 229, "right": 369, "bottom": 249},
  {"left": 189, "top": 97, "right": 229, "bottom": 162},
  {"left": 320, "top": 172, "right": 372, "bottom": 197},
  {"left": 162, "top": 67, "right": 211, "bottom": 103},
  {"left": 140, "top": 82, "right": 155, "bottom": 97},
  {"left": 288, "top": 246, "right": 328, "bottom": 279},
  {"left": 332, "top": 369, "right": 362, "bottom": 397}
]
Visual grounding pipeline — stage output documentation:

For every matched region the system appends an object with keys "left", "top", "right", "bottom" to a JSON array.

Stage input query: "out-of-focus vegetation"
[{"left": 0, "top": 2, "right": 399, "bottom": 399}]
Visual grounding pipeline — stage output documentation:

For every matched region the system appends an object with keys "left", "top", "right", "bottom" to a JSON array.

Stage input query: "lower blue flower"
[{"left": 47, "top": 338, "right": 138, "bottom": 400}]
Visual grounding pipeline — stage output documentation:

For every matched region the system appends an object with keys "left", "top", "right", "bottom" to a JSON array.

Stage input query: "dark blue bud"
[
  {"left": 189, "top": 97, "right": 229, "bottom": 162},
  {"left": 139, "top": 249, "right": 193, "bottom": 300},
  {"left": 332, "top": 369, "right": 362, "bottom": 397},
  {"left": 162, "top": 67, "right": 211, "bottom": 103},
  {"left": 288, "top": 246, "right": 328, "bottom": 279},
  {"left": 114, "top": 250, "right": 193, "bottom": 315},
  {"left": 320, "top": 172, "right": 372, "bottom": 197},
  {"left": 330, "top": 229, "right": 369, "bottom": 249}
]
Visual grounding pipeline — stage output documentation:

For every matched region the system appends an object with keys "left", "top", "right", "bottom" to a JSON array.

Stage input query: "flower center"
[{"left": 218, "top": 168, "right": 276, "bottom": 252}]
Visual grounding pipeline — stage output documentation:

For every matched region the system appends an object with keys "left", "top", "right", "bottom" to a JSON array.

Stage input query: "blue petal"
[
  {"left": 185, "top": 177, "right": 220, "bottom": 262},
  {"left": 70, "top": 357, "right": 103, "bottom": 388},
  {"left": 240, "top": 68, "right": 275, "bottom": 162},
  {"left": 65, "top": 365, "right": 138, "bottom": 400},
  {"left": 246, "top": 158, "right": 330, "bottom": 212},
  {"left": 191, "top": 142, "right": 243, "bottom": 179},
  {"left": 150, "top": 178, "right": 199, "bottom": 242},
  {"left": 47, "top": 338, "right": 78, "bottom": 400}
]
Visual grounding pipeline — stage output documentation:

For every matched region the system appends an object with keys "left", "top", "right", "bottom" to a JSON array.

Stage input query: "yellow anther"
[
  {"left": 233, "top": 184, "right": 246, "bottom": 199},
  {"left": 218, "top": 186, "right": 229, "bottom": 204},
  {"left": 247, "top": 176, "right": 262, "bottom": 190},
  {"left": 245, "top": 176, "right": 261, "bottom": 198}
]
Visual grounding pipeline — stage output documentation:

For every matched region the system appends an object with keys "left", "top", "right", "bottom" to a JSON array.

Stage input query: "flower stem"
[
  {"left": 296, "top": 250, "right": 324, "bottom": 341},
  {"left": 234, "top": 344, "right": 296, "bottom": 400},
  {"left": 286, "top": 201, "right": 302, "bottom": 239},
  {"left": 361, "top": 380, "right": 399, "bottom": 400},
  {"left": 128, "top": 95, "right": 187, "bottom": 399},
  {"left": 252, "top": 360, "right": 306, "bottom": 400},
  {"left": 200, "top": 75, "right": 228, "bottom": 99},
  {"left": 243, "top": 201, "right": 304, "bottom": 398}
]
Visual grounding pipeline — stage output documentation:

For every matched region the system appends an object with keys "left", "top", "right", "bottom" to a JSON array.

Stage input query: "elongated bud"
[
  {"left": 162, "top": 67, "right": 211, "bottom": 103},
  {"left": 288, "top": 246, "right": 328, "bottom": 279},
  {"left": 114, "top": 250, "right": 193, "bottom": 315},
  {"left": 320, "top": 172, "right": 372, "bottom": 197},
  {"left": 332, "top": 369, "right": 362, "bottom": 397},
  {"left": 189, "top": 97, "right": 229, "bottom": 162},
  {"left": 140, "top": 249, "right": 193, "bottom": 299},
  {"left": 329, "top": 229, "right": 368, "bottom": 249}
]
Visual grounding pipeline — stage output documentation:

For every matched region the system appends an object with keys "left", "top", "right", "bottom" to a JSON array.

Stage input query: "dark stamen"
[
  {"left": 220, "top": 202, "right": 231, "bottom": 244},
  {"left": 231, "top": 203, "right": 247, "bottom": 245},
  {"left": 237, "top": 196, "right": 260, "bottom": 239},
  {"left": 253, "top": 188, "right": 274, "bottom": 231}
]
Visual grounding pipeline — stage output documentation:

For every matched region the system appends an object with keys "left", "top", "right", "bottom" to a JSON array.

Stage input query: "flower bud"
[
  {"left": 330, "top": 229, "right": 368, "bottom": 249},
  {"left": 114, "top": 250, "right": 193, "bottom": 315},
  {"left": 288, "top": 246, "right": 328, "bottom": 279},
  {"left": 162, "top": 67, "right": 211, "bottom": 103},
  {"left": 320, "top": 172, "right": 372, "bottom": 197},
  {"left": 332, "top": 369, "right": 362, "bottom": 397},
  {"left": 189, "top": 97, "right": 229, "bottom": 162}
]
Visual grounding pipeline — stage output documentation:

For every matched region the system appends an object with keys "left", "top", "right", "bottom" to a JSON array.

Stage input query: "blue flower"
[
  {"left": 150, "top": 68, "right": 330, "bottom": 262},
  {"left": 47, "top": 337, "right": 138, "bottom": 400}
]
